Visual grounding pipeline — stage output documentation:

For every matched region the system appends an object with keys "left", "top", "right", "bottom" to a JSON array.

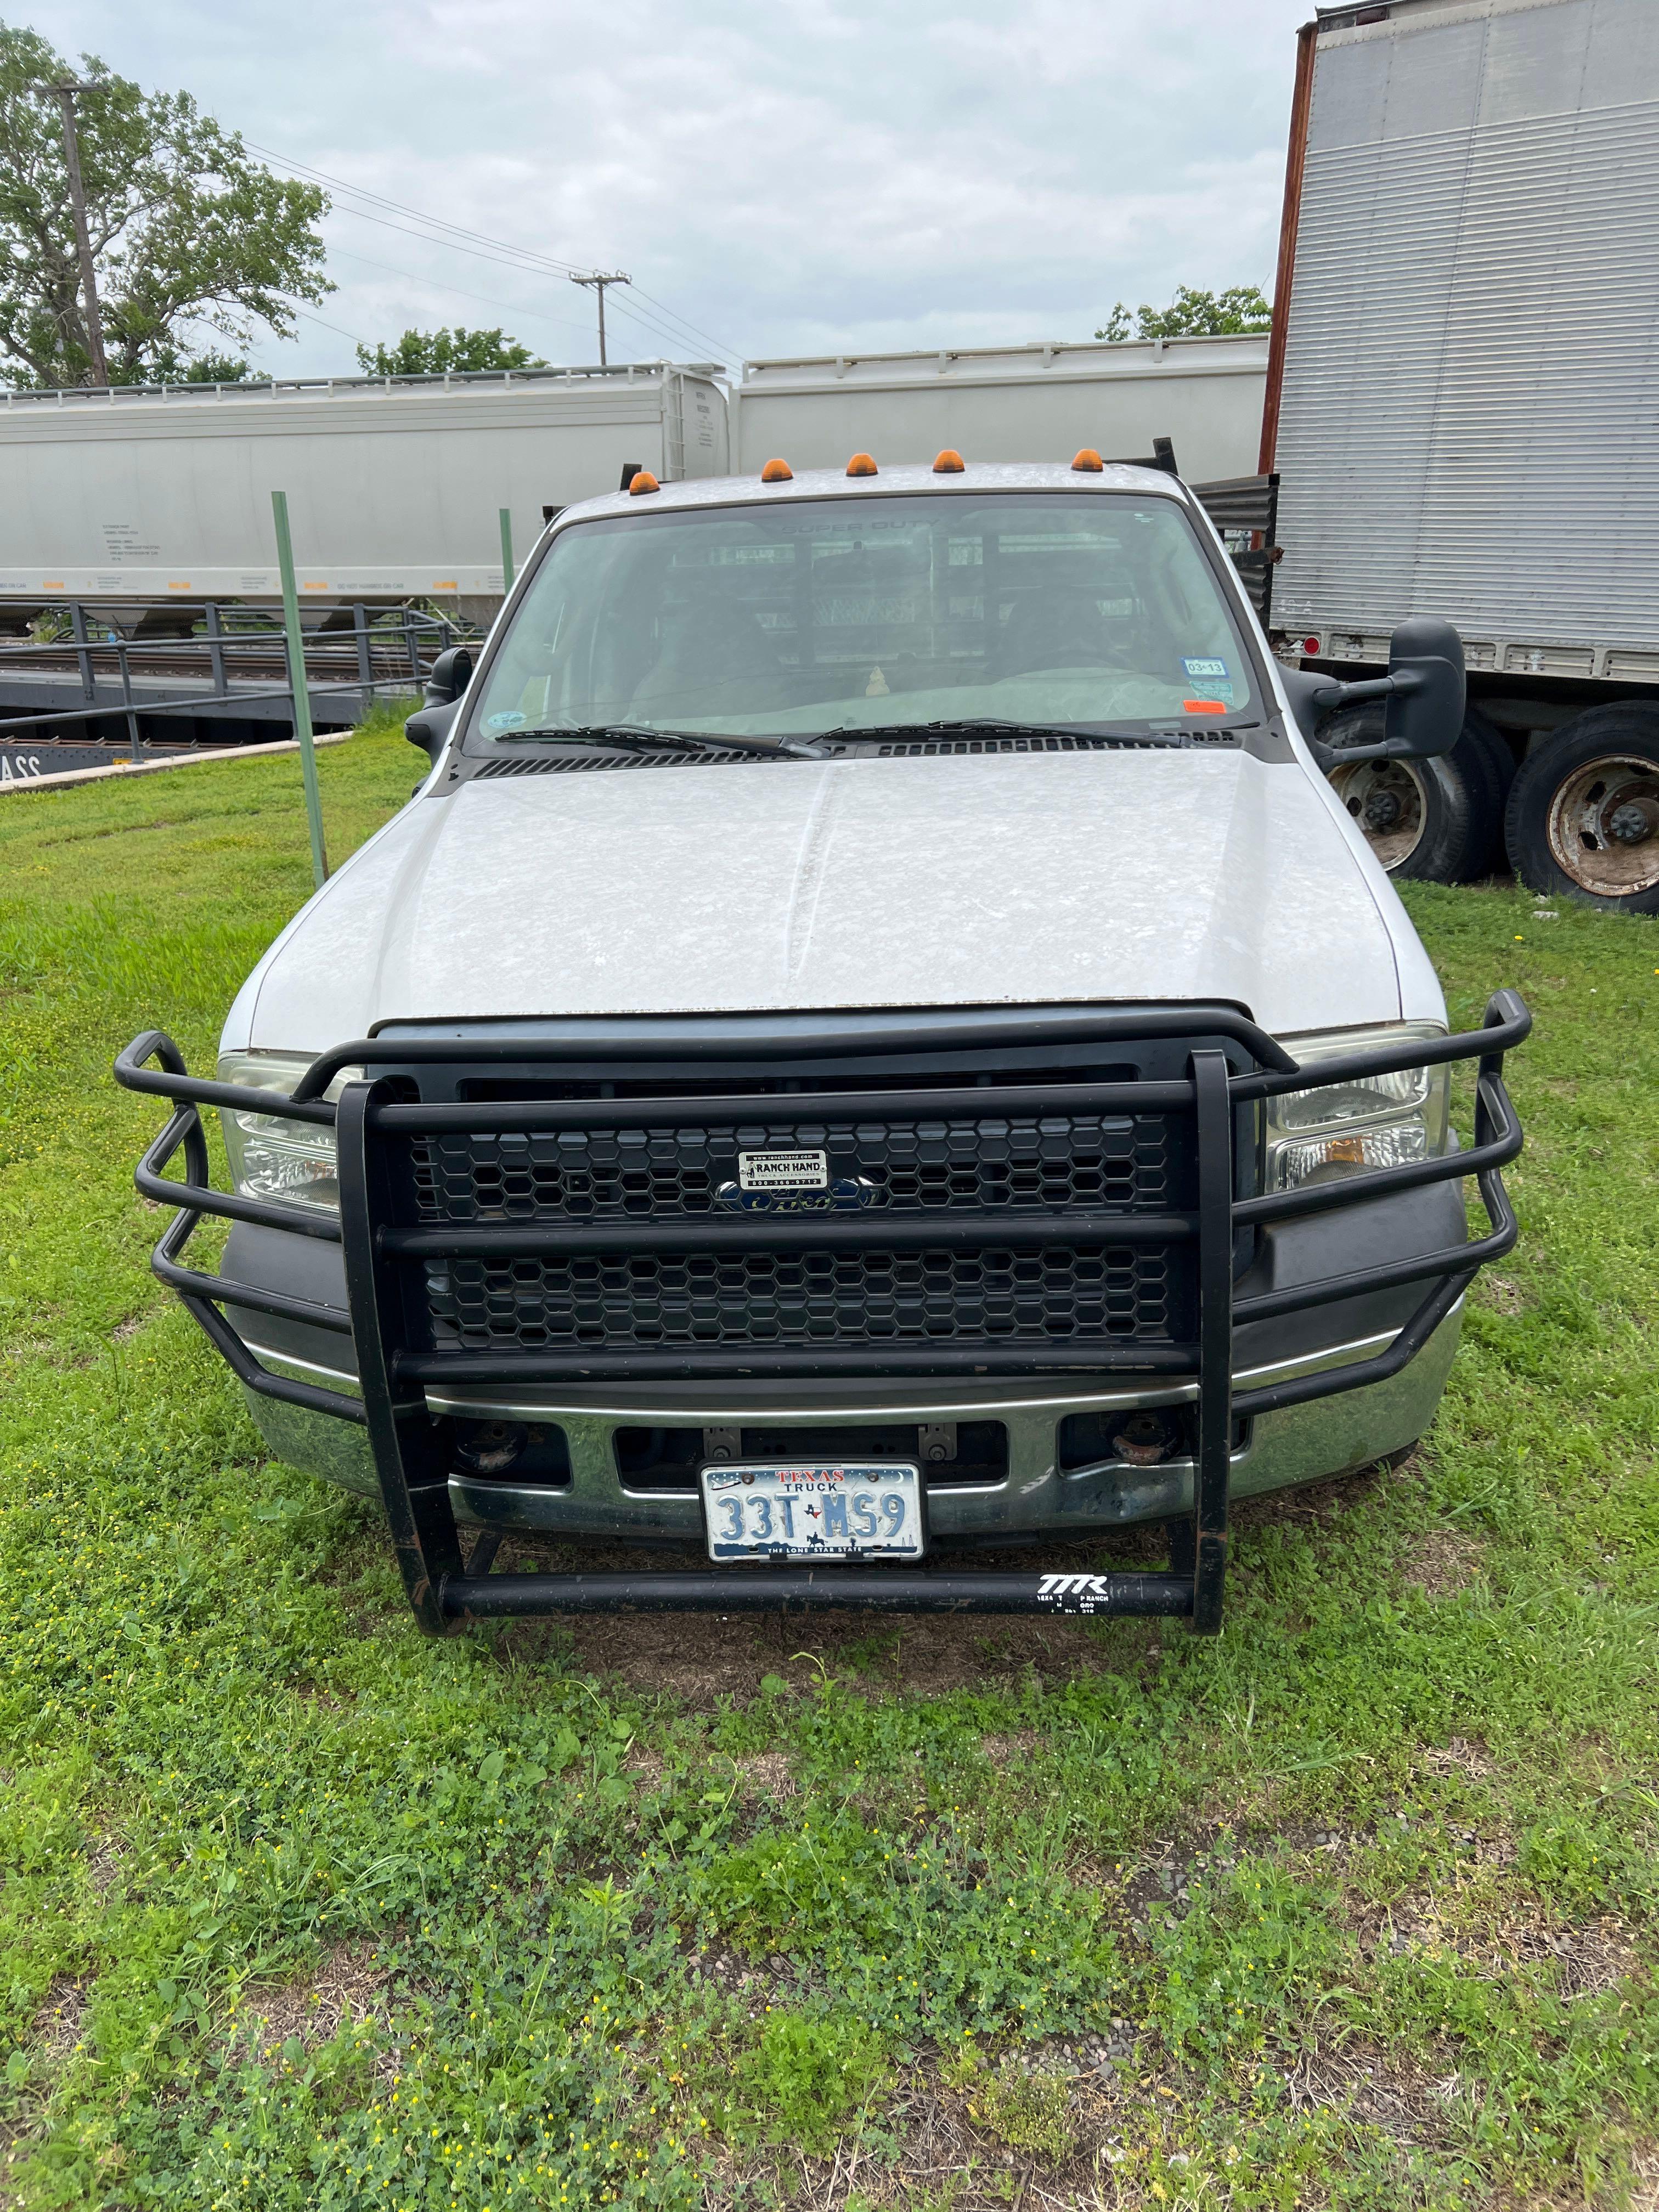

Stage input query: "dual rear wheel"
[
  {"left": 1322, "top": 702, "right": 1512, "bottom": 883},
  {"left": 1324, "top": 697, "right": 1659, "bottom": 915}
]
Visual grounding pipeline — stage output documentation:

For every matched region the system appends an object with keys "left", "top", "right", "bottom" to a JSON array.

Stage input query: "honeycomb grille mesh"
[
  {"left": 408, "top": 1097, "right": 1189, "bottom": 1355},
  {"left": 412, "top": 1114, "right": 1171, "bottom": 1222},
  {"left": 425, "top": 1244, "right": 1175, "bottom": 1351}
]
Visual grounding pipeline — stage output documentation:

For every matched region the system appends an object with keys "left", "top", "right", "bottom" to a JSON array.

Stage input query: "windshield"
[{"left": 464, "top": 490, "right": 1257, "bottom": 747}]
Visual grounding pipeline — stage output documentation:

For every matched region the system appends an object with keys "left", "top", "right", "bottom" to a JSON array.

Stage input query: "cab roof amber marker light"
[
  {"left": 933, "top": 448, "right": 966, "bottom": 473},
  {"left": 628, "top": 470, "right": 660, "bottom": 495},
  {"left": 845, "top": 452, "right": 878, "bottom": 477},
  {"left": 760, "top": 458, "right": 793, "bottom": 482},
  {"left": 1071, "top": 447, "right": 1104, "bottom": 471}
]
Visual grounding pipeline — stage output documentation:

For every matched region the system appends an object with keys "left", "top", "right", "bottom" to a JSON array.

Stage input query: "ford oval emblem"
[{"left": 714, "top": 1176, "right": 877, "bottom": 1215}]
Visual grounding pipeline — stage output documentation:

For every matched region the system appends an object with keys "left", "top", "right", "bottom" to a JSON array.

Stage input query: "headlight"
[
  {"left": 1266, "top": 1022, "right": 1449, "bottom": 1191},
  {"left": 216, "top": 1051, "right": 354, "bottom": 1213}
]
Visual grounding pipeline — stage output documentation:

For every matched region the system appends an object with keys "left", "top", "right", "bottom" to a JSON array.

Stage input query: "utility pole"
[
  {"left": 52, "top": 81, "right": 110, "bottom": 388},
  {"left": 570, "top": 270, "right": 630, "bottom": 366}
]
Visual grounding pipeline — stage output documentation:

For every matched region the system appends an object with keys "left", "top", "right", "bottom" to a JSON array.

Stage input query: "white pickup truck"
[{"left": 119, "top": 451, "right": 1527, "bottom": 1636}]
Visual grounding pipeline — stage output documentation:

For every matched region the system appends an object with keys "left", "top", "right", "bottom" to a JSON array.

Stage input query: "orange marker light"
[
  {"left": 933, "top": 448, "right": 966, "bottom": 473},
  {"left": 1071, "top": 448, "right": 1104, "bottom": 472},
  {"left": 628, "top": 470, "right": 660, "bottom": 495},
  {"left": 845, "top": 452, "right": 878, "bottom": 477},
  {"left": 1182, "top": 699, "right": 1229, "bottom": 715},
  {"left": 760, "top": 458, "right": 793, "bottom": 483}
]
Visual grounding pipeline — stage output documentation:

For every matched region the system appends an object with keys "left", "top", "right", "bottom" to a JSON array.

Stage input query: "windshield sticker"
[
  {"left": 484, "top": 709, "right": 528, "bottom": 731},
  {"left": 1181, "top": 656, "right": 1235, "bottom": 706}
]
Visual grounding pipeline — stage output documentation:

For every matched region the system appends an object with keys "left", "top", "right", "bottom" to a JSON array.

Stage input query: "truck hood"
[{"left": 240, "top": 749, "right": 1408, "bottom": 1049}]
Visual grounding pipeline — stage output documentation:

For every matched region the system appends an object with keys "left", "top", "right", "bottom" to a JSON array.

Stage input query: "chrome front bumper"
[{"left": 237, "top": 1307, "right": 1461, "bottom": 1537}]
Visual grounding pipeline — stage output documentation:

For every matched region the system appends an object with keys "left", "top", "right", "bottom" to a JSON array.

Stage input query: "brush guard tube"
[{"left": 116, "top": 994, "right": 1528, "bottom": 1637}]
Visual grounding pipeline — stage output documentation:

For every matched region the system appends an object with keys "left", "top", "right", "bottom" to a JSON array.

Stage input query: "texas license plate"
[{"left": 701, "top": 1462, "right": 924, "bottom": 1562}]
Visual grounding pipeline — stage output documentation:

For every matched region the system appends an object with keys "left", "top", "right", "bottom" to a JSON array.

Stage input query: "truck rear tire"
[
  {"left": 1457, "top": 705, "right": 1517, "bottom": 877},
  {"left": 1504, "top": 707, "right": 1659, "bottom": 912},
  {"left": 1321, "top": 703, "right": 1496, "bottom": 882}
]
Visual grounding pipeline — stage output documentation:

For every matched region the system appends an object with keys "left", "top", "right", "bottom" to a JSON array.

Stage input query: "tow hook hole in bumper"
[
  {"left": 1056, "top": 1406, "right": 1250, "bottom": 1472},
  {"left": 451, "top": 1418, "right": 572, "bottom": 1487}
]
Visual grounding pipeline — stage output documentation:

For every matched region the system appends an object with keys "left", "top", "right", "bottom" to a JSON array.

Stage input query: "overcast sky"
[{"left": 35, "top": 0, "right": 1310, "bottom": 376}]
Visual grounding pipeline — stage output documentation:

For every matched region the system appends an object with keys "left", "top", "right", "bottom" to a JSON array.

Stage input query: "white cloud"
[{"left": 38, "top": 0, "right": 1307, "bottom": 372}]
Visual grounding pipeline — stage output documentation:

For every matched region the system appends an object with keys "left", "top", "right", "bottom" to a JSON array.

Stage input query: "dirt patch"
[
  {"left": 234, "top": 1939, "right": 389, "bottom": 2056},
  {"left": 1421, "top": 1735, "right": 1496, "bottom": 1781},
  {"left": 572, "top": 1609, "right": 1126, "bottom": 1704},
  {"left": 980, "top": 1729, "right": 1040, "bottom": 1770},
  {"left": 82, "top": 1836, "right": 123, "bottom": 1893},
  {"left": 733, "top": 1750, "right": 796, "bottom": 1801},
  {"left": 1279, "top": 2039, "right": 1453, "bottom": 2148},
  {"left": 30, "top": 1979, "right": 86, "bottom": 2070},
  {"left": 1481, "top": 1273, "right": 1526, "bottom": 1316},
  {"left": 1401, "top": 1528, "right": 1486, "bottom": 1599}
]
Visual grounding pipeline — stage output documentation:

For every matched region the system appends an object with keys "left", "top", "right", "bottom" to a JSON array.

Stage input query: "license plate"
[{"left": 700, "top": 1462, "right": 924, "bottom": 1562}]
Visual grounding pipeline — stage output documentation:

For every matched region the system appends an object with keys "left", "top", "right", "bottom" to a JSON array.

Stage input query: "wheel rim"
[
  {"left": 1328, "top": 757, "right": 1427, "bottom": 871},
  {"left": 1545, "top": 754, "right": 1659, "bottom": 896}
]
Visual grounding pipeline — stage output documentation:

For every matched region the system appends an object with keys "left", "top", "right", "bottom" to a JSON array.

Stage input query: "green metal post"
[
  {"left": 499, "top": 505, "right": 515, "bottom": 592},
  {"left": 270, "top": 489, "right": 329, "bottom": 887}
]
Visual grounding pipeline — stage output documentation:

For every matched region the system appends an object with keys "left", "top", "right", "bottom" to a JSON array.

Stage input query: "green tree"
[
  {"left": 1097, "top": 285, "right": 1273, "bottom": 343},
  {"left": 0, "top": 21, "right": 330, "bottom": 387},
  {"left": 354, "top": 326, "right": 548, "bottom": 376}
]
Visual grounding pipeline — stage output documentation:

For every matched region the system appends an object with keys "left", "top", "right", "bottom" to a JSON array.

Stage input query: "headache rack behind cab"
[{"left": 116, "top": 996, "right": 1528, "bottom": 1637}]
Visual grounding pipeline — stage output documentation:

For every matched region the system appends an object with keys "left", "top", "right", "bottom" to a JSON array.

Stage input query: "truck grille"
[
  {"left": 412, "top": 1111, "right": 1173, "bottom": 1221},
  {"left": 425, "top": 1242, "right": 1176, "bottom": 1352},
  {"left": 400, "top": 1051, "right": 1203, "bottom": 1363}
]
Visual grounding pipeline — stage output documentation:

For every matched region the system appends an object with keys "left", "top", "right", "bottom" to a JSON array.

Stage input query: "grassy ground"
[{"left": 0, "top": 717, "right": 1656, "bottom": 2210}]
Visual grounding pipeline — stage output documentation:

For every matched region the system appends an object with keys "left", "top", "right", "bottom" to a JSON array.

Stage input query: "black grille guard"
[{"left": 115, "top": 993, "right": 1528, "bottom": 1637}]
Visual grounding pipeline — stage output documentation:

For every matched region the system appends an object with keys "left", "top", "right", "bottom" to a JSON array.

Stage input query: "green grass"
[{"left": 1, "top": 720, "right": 1657, "bottom": 2208}]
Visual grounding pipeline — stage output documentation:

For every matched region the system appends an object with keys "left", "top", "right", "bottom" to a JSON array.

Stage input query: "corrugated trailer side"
[
  {"left": 0, "top": 365, "right": 727, "bottom": 612},
  {"left": 1266, "top": 0, "right": 1659, "bottom": 913},
  {"left": 1272, "top": 0, "right": 1659, "bottom": 672}
]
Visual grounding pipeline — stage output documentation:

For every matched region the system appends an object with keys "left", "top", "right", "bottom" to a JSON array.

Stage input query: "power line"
[
  {"left": 322, "top": 202, "right": 714, "bottom": 358},
  {"left": 246, "top": 139, "right": 740, "bottom": 361},
  {"left": 326, "top": 245, "right": 595, "bottom": 345},
  {"left": 245, "top": 142, "right": 588, "bottom": 278}
]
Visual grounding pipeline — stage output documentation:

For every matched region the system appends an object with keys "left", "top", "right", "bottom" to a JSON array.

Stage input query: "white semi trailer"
[
  {"left": 0, "top": 363, "right": 727, "bottom": 622},
  {"left": 0, "top": 342, "right": 1267, "bottom": 626},
  {"left": 732, "top": 337, "right": 1267, "bottom": 483},
  {"left": 1266, "top": 0, "right": 1659, "bottom": 915}
]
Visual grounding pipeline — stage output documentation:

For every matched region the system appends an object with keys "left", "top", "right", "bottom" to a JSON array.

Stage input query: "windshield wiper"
[
  {"left": 816, "top": 717, "right": 1192, "bottom": 748},
  {"left": 490, "top": 723, "right": 828, "bottom": 760}
]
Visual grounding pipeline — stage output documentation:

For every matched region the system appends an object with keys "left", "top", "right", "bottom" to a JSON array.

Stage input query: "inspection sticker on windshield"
[
  {"left": 702, "top": 1462, "right": 924, "bottom": 1562},
  {"left": 737, "top": 1148, "right": 830, "bottom": 1193},
  {"left": 1181, "top": 656, "right": 1235, "bottom": 705}
]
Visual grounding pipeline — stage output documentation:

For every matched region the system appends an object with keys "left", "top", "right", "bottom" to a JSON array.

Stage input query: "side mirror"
[
  {"left": 423, "top": 645, "right": 473, "bottom": 708},
  {"left": 1293, "top": 618, "right": 1465, "bottom": 767},
  {"left": 406, "top": 646, "right": 473, "bottom": 762},
  {"left": 1383, "top": 618, "right": 1465, "bottom": 759},
  {"left": 405, "top": 698, "right": 460, "bottom": 760}
]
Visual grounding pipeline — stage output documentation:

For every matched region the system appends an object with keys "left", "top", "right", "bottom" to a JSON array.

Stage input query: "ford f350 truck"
[{"left": 119, "top": 450, "right": 1526, "bottom": 1636}]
